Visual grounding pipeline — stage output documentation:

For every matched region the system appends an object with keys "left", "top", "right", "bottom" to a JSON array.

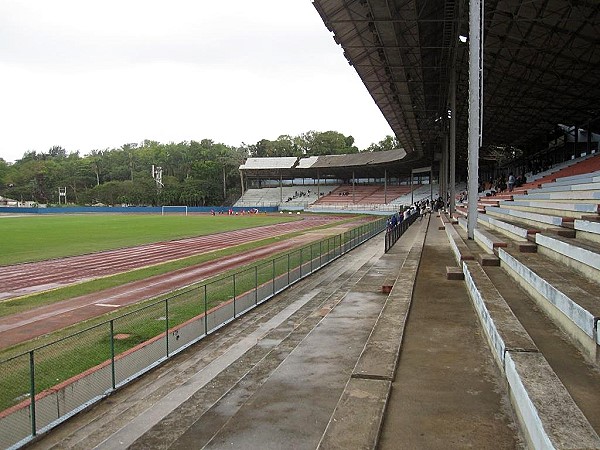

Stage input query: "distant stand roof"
[
  {"left": 239, "top": 149, "right": 415, "bottom": 179},
  {"left": 239, "top": 157, "right": 298, "bottom": 170}
]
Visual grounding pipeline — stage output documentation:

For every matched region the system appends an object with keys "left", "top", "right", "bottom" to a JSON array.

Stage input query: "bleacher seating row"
[
  {"left": 236, "top": 184, "right": 423, "bottom": 209},
  {"left": 456, "top": 154, "right": 600, "bottom": 354},
  {"left": 313, "top": 185, "right": 414, "bottom": 206},
  {"left": 234, "top": 185, "right": 338, "bottom": 207},
  {"left": 446, "top": 152, "right": 600, "bottom": 446}
]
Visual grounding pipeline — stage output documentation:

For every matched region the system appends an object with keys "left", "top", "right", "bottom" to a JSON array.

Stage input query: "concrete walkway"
[
  {"left": 378, "top": 217, "right": 522, "bottom": 449},
  {"left": 28, "top": 217, "right": 522, "bottom": 449}
]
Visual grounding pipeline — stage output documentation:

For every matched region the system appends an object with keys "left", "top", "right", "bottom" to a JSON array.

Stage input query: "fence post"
[
  {"left": 204, "top": 284, "right": 208, "bottom": 335},
  {"left": 272, "top": 259, "right": 276, "bottom": 294},
  {"left": 287, "top": 253, "right": 290, "bottom": 284},
  {"left": 310, "top": 244, "right": 313, "bottom": 273},
  {"left": 319, "top": 240, "right": 322, "bottom": 268},
  {"left": 300, "top": 247, "right": 303, "bottom": 277},
  {"left": 255, "top": 265, "right": 258, "bottom": 306},
  {"left": 110, "top": 320, "right": 116, "bottom": 389},
  {"left": 233, "top": 273, "right": 237, "bottom": 318},
  {"left": 29, "top": 350, "right": 36, "bottom": 437},
  {"left": 165, "top": 298, "right": 169, "bottom": 357}
]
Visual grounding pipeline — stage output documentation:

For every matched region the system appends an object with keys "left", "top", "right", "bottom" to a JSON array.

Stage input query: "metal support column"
[
  {"left": 467, "top": 0, "right": 483, "bottom": 239},
  {"left": 384, "top": 169, "right": 388, "bottom": 204},
  {"left": 449, "top": 62, "right": 457, "bottom": 216},
  {"left": 442, "top": 135, "right": 449, "bottom": 203},
  {"left": 430, "top": 169, "right": 433, "bottom": 200},
  {"left": 317, "top": 169, "right": 320, "bottom": 198},
  {"left": 411, "top": 172, "right": 414, "bottom": 205}
]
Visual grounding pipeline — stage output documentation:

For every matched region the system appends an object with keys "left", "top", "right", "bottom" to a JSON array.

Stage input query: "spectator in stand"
[{"left": 508, "top": 172, "right": 515, "bottom": 192}]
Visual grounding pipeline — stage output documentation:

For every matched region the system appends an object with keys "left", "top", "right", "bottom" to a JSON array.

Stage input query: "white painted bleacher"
[
  {"left": 235, "top": 185, "right": 339, "bottom": 208},
  {"left": 443, "top": 154, "right": 600, "bottom": 447},
  {"left": 389, "top": 183, "right": 433, "bottom": 205},
  {"left": 389, "top": 182, "right": 467, "bottom": 206},
  {"left": 459, "top": 154, "right": 600, "bottom": 364}
]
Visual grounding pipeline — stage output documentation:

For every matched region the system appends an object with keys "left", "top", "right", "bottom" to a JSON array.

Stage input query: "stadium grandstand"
[
  {"left": 8, "top": 1, "right": 600, "bottom": 449},
  {"left": 235, "top": 149, "right": 438, "bottom": 212}
]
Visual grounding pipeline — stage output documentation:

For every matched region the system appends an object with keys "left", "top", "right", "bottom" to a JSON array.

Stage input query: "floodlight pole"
[{"left": 467, "top": 0, "right": 483, "bottom": 239}]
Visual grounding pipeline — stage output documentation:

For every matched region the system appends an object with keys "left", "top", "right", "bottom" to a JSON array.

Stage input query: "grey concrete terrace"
[{"left": 29, "top": 216, "right": 526, "bottom": 450}]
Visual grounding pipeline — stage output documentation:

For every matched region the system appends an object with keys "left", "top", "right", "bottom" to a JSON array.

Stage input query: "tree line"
[{"left": 0, "top": 132, "right": 400, "bottom": 207}]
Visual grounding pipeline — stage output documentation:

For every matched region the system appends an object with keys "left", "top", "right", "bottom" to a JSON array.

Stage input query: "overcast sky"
[{"left": 0, "top": 0, "right": 393, "bottom": 163}]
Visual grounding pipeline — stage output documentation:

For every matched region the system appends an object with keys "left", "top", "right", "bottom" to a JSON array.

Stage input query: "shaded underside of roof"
[{"left": 312, "top": 0, "right": 600, "bottom": 170}]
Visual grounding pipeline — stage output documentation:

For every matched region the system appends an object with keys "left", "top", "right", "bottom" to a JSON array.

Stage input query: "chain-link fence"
[{"left": 0, "top": 218, "right": 389, "bottom": 449}]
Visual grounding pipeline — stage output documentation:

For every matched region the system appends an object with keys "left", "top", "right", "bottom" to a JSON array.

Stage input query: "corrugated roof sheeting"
[
  {"left": 311, "top": 148, "right": 407, "bottom": 168},
  {"left": 296, "top": 156, "right": 319, "bottom": 168},
  {"left": 239, "top": 149, "right": 410, "bottom": 179},
  {"left": 239, "top": 157, "right": 298, "bottom": 170}
]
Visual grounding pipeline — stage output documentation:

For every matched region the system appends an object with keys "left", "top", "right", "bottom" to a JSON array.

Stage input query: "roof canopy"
[
  {"left": 239, "top": 149, "right": 412, "bottom": 179},
  {"left": 312, "top": 0, "right": 600, "bottom": 167}
]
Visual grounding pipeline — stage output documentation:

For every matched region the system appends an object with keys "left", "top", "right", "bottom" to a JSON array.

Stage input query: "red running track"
[
  {"left": 0, "top": 215, "right": 348, "bottom": 301},
  {"left": 0, "top": 215, "right": 377, "bottom": 349}
]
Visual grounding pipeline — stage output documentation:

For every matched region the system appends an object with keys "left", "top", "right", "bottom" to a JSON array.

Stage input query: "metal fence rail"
[
  {"left": 0, "top": 218, "right": 387, "bottom": 450},
  {"left": 384, "top": 210, "right": 419, "bottom": 253}
]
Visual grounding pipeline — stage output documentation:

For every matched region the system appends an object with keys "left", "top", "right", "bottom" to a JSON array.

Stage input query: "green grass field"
[
  {"left": 0, "top": 214, "right": 383, "bottom": 412},
  {"left": 0, "top": 213, "right": 297, "bottom": 266}
]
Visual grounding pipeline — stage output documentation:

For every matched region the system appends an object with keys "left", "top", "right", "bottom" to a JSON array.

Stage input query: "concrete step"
[
  {"left": 501, "top": 199, "right": 600, "bottom": 215},
  {"left": 482, "top": 263, "right": 600, "bottom": 440},
  {"left": 498, "top": 245, "right": 600, "bottom": 362},
  {"left": 444, "top": 223, "right": 475, "bottom": 263},
  {"left": 473, "top": 227, "right": 508, "bottom": 254},
  {"left": 486, "top": 205, "right": 565, "bottom": 227},
  {"left": 535, "top": 233, "right": 600, "bottom": 280},
  {"left": 478, "top": 212, "right": 539, "bottom": 241},
  {"left": 461, "top": 260, "right": 600, "bottom": 449},
  {"left": 574, "top": 219, "right": 600, "bottom": 244},
  {"left": 466, "top": 224, "right": 600, "bottom": 365}
]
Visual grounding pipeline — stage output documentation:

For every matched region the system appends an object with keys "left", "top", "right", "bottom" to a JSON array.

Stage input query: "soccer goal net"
[{"left": 161, "top": 205, "right": 188, "bottom": 216}]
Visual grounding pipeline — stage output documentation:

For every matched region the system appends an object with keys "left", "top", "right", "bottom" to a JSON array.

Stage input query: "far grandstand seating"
[
  {"left": 315, "top": 185, "right": 415, "bottom": 206},
  {"left": 235, "top": 185, "right": 338, "bottom": 208},
  {"left": 453, "top": 152, "right": 600, "bottom": 364},
  {"left": 236, "top": 184, "right": 419, "bottom": 210}
]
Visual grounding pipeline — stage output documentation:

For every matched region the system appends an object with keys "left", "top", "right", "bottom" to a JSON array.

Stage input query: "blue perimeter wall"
[{"left": 0, "top": 206, "right": 279, "bottom": 215}]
